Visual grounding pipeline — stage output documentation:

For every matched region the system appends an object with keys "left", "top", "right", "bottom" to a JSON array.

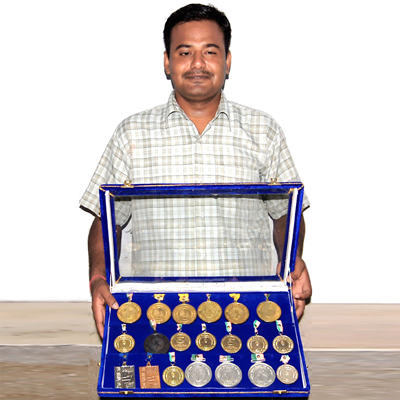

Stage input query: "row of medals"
[
  {"left": 117, "top": 356, "right": 298, "bottom": 389},
  {"left": 115, "top": 294, "right": 294, "bottom": 355},
  {"left": 114, "top": 294, "right": 298, "bottom": 388}
]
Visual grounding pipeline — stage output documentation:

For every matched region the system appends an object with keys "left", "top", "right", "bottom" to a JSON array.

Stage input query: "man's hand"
[
  {"left": 90, "top": 276, "right": 119, "bottom": 338},
  {"left": 289, "top": 256, "right": 312, "bottom": 320}
]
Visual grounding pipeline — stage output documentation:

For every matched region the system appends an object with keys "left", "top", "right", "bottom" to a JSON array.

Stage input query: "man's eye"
[{"left": 180, "top": 52, "right": 190, "bottom": 56}]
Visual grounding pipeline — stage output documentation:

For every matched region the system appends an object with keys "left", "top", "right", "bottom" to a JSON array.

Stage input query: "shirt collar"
[{"left": 164, "top": 91, "right": 232, "bottom": 130}]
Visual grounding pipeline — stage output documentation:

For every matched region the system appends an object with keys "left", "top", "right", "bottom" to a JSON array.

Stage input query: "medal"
[
  {"left": 248, "top": 362, "right": 275, "bottom": 387},
  {"left": 256, "top": 294, "right": 281, "bottom": 323},
  {"left": 146, "top": 294, "right": 171, "bottom": 324},
  {"left": 247, "top": 335, "right": 268, "bottom": 354},
  {"left": 162, "top": 352, "right": 184, "bottom": 387},
  {"left": 221, "top": 322, "right": 242, "bottom": 353},
  {"left": 117, "top": 294, "right": 142, "bottom": 324},
  {"left": 144, "top": 332, "right": 170, "bottom": 354},
  {"left": 224, "top": 293, "right": 249, "bottom": 324},
  {"left": 115, "top": 355, "right": 135, "bottom": 389},
  {"left": 185, "top": 356, "right": 212, "bottom": 387},
  {"left": 215, "top": 360, "right": 242, "bottom": 388},
  {"left": 272, "top": 335, "right": 294, "bottom": 354},
  {"left": 172, "top": 294, "right": 197, "bottom": 324},
  {"left": 170, "top": 324, "right": 191, "bottom": 352},
  {"left": 247, "top": 320, "right": 268, "bottom": 354},
  {"left": 114, "top": 324, "right": 135, "bottom": 353},
  {"left": 144, "top": 320, "right": 170, "bottom": 354},
  {"left": 196, "top": 324, "right": 216, "bottom": 351},
  {"left": 197, "top": 294, "right": 222, "bottom": 323},
  {"left": 277, "top": 364, "right": 299, "bottom": 384},
  {"left": 139, "top": 355, "right": 161, "bottom": 389}
]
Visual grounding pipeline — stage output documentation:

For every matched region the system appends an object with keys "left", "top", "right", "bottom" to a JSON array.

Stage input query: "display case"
[{"left": 97, "top": 182, "right": 310, "bottom": 398}]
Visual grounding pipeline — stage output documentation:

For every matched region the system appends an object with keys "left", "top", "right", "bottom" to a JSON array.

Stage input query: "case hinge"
[
  {"left": 122, "top": 180, "right": 134, "bottom": 188},
  {"left": 270, "top": 178, "right": 278, "bottom": 185},
  {"left": 273, "top": 390, "right": 288, "bottom": 394},
  {"left": 119, "top": 391, "right": 134, "bottom": 395}
]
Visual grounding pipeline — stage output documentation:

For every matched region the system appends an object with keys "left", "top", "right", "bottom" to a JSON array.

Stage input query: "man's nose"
[{"left": 191, "top": 51, "right": 206, "bottom": 69}]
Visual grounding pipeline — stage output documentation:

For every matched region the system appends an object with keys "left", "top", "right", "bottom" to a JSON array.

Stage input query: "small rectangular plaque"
[
  {"left": 139, "top": 365, "right": 161, "bottom": 389},
  {"left": 115, "top": 365, "right": 135, "bottom": 389}
]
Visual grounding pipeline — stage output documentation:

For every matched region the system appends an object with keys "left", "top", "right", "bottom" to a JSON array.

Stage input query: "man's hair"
[{"left": 163, "top": 3, "right": 231, "bottom": 58}]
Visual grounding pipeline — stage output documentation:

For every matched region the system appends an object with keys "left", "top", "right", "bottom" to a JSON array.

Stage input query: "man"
[{"left": 80, "top": 4, "right": 311, "bottom": 338}]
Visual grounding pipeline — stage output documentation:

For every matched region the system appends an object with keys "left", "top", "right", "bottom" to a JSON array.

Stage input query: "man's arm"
[
  {"left": 273, "top": 214, "right": 312, "bottom": 319},
  {"left": 88, "top": 216, "right": 120, "bottom": 338}
]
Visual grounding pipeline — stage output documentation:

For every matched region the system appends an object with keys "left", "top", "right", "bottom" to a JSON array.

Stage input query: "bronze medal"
[
  {"left": 272, "top": 335, "right": 294, "bottom": 354},
  {"left": 147, "top": 302, "right": 171, "bottom": 324},
  {"left": 221, "top": 334, "right": 242, "bottom": 354},
  {"left": 162, "top": 365, "right": 185, "bottom": 387},
  {"left": 197, "top": 295, "right": 222, "bottom": 323},
  {"left": 196, "top": 331, "right": 217, "bottom": 351},
  {"left": 172, "top": 303, "right": 197, "bottom": 324},
  {"left": 117, "top": 301, "right": 142, "bottom": 324},
  {"left": 114, "top": 333, "right": 135, "bottom": 353},
  {"left": 139, "top": 363, "right": 161, "bottom": 389},
  {"left": 170, "top": 331, "right": 192, "bottom": 352},
  {"left": 256, "top": 297, "right": 281, "bottom": 323},
  {"left": 247, "top": 334, "right": 268, "bottom": 354},
  {"left": 143, "top": 332, "right": 170, "bottom": 354},
  {"left": 224, "top": 302, "right": 249, "bottom": 324}
]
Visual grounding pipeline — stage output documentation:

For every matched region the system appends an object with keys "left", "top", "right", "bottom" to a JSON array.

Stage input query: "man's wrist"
[{"left": 89, "top": 274, "right": 107, "bottom": 291}]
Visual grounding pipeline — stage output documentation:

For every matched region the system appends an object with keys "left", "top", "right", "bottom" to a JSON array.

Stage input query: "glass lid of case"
[{"left": 99, "top": 183, "right": 304, "bottom": 287}]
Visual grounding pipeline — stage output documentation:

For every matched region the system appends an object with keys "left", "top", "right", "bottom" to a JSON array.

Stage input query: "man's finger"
[
  {"left": 97, "top": 283, "right": 119, "bottom": 309},
  {"left": 294, "top": 298, "right": 306, "bottom": 320},
  {"left": 93, "top": 304, "right": 105, "bottom": 338},
  {"left": 293, "top": 288, "right": 312, "bottom": 300}
]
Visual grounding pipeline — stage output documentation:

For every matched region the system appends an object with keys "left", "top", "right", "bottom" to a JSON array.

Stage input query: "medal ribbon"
[
  {"left": 149, "top": 319, "right": 157, "bottom": 332},
  {"left": 219, "top": 355, "right": 233, "bottom": 363},
  {"left": 154, "top": 294, "right": 165, "bottom": 302},
  {"left": 251, "top": 353, "right": 265, "bottom": 363},
  {"left": 264, "top": 293, "right": 270, "bottom": 302},
  {"left": 178, "top": 293, "right": 189, "bottom": 303},
  {"left": 191, "top": 354, "right": 205, "bottom": 362},
  {"left": 176, "top": 323, "right": 182, "bottom": 332},
  {"left": 276, "top": 320, "right": 283, "bottom": 334},
  {"left": 169, "top": 352, "right": 176, "bottom": 364},
  {"left": 225, "top": 321, "right": 232, "bottom": 334},
  {"left": 229, "top": 293, "right": 240, "bottom": 302},
  {"left": 202, "top": 323, "right": 207, "bottom": 332},
  {"left": 121, "top": 324, "right": 127, "bottom": 333},
  {"left": 280, "top": 355, "right": 290, "bottom": 364},
  {"left": 253, "top": 320, "right": 260, "bottom": 334}
]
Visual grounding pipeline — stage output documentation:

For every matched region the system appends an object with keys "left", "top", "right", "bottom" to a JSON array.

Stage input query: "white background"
[{"left": 1, "top": 0, "right": 399, "bottom": 303}]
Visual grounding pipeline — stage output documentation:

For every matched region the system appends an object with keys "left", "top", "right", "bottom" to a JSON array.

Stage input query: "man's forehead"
[{"left": 170, "top": 20, "right": 225, "bottom": 45}]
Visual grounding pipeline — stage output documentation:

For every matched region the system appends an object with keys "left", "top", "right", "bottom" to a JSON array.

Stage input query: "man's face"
[{"left": 164, "top": 20, "right": 231, "bottom": 104}]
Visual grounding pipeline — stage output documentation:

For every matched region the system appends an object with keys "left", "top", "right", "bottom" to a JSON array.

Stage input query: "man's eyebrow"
[{"left": 174, "top": 43, "right": 222, "bottom": 51}]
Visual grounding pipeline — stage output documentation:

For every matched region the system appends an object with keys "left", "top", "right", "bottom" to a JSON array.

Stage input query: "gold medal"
[
  {"left": 224, "top": 294, "right": 249, "bottom": 324},
  {"left": 147, "top": 294, "right": 171, "bottom": 324},
  {"left": 170, "top": 331, "right": 191, "bottom": 352},
  {"left": 221, "top": 334, "right": 242, "bottom": 354},
  {"left": 162, "top": 365, "right": 185, "bottom": 387},
  {"left": 172, "top": 294, "right": 197, "bottom": 324},
  {"left": 197, "top": 294, "right": 222, "bottom": 323},
  {"left": 272, "top": 335, "right": 294, "bottom": 354},
  {"left": 256, "top": 294, "right": 281, "bottom": 323},
  {"left": 117, "top": 295, "right": 142, "bottom": 324},
  {"left": 139, "top": 362, "right": 161, "bottom": 389},
  {"left": 196, "top": 331, "right": 217, "bottom": 351},
  {"left": 247, "top": 334, "right": 268, "bottom": 354},
  {"left": 114, "top": 333, "right": 135, "bottom": 353}
]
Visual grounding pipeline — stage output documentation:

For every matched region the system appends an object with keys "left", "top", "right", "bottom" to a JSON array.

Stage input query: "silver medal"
[
  {"left": 277, "top": 364, "right": 299, "bottom": 384},
  {"left": 185, "top": 361, "right": 212, "bottom": 387},
  {"left": 115, "top": 365, "right": 135, "bottom": 389},
  {"left": 215, "top": 362, "right": 242, "bottom": 388},
  {"left": 248, "top": 363, "right": 275, "bottom": 388}
]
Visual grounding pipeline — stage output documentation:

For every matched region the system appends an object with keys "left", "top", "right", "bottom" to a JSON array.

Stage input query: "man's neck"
[{"left": 175, "top": 92, "right": 222, "bottom": 134}]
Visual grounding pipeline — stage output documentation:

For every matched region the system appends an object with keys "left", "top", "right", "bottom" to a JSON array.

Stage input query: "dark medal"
[{"left": 143, "top": 332, "right": 170, "bottom": 354}]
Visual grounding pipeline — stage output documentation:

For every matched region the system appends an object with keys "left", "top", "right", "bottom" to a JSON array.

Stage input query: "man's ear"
[
  {"left": 164, "top": 51, "right": 171, "bottom": 80},
  {"left": 226, "top": 51, "right": 232, "bottom": 79}
]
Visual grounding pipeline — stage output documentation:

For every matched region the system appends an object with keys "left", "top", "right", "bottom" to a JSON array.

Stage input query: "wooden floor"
[{"left": 1, "top": 302, "right": 399, "bottom": 399}]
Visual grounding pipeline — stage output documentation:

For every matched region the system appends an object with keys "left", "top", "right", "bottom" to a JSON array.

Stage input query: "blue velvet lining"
[{"left": 98, "top": 290, "right": 310, "bottom": 397}]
